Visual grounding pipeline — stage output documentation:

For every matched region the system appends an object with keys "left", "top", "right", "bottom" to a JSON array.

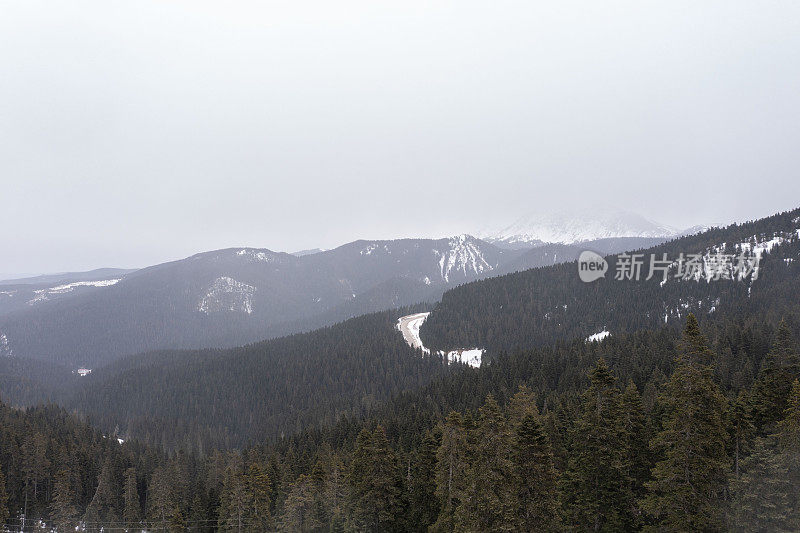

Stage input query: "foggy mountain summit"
[{"left": 481, "top": 207, "right": 682, "bottom": 249}]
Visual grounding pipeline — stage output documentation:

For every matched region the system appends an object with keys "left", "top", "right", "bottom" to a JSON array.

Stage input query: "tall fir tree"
[
  {"left": 431, "top": 412, "right": 467, "bottom": 533},
  {"left": 50, "top": 468, "right": 78, "bottom": 531},
  {"left": 218, "top": 456, "right": 248, "bottom": 532},
  {"left": 513, "top": 411, "right": 560, "bottom": 531},
  {"left": 405, "top": 430, "right": 440, "bottom": 532},
  {"left": 562, "top": 358, "right": 632, "bottom": 532},
  {"left": 307, "top": 460, "right": 329, "bottom": 528},
  {"left": 619, "top": 380, "right": 650, "bottom": 527},
  {"left": 775, "top": 379, "right": 800, "bottom": 530},
  {"left": 728, "top": 437, "right": 792, "bottom": 531},
  {"left": 84, "top": 457, "right": 120, "bottom": 530},
  {"left": 280, "top": 473, "right": 322, "bottom": 533},
  {"left": 453, "top": 394, "right": 516, "bottom": 532},
  {"left": 641, "top": 314, "right": 729, "bottom": 532},
  {"left": 147, "top": 464, "right": 178, "bottom": 529},
  {"left": 246, "top": 462, "right": 272, "bottom": 531},
  {"left": 324, "top": 455, "right": 347, "bottom": 529},
  {"left": 728, "top": 389, "right": 755, "bottom": 478},
  {"left": 122, "top": 467, "right": 142, "bottom": 525},
  {"left": 0, "top": 465, "right": 8, "bottom": 529},
  {"left": 346, "top": 426, "right": 403, "bottom": 532},
  {"left": 751, "top": 319, "right": 800, "bottom": 432}
]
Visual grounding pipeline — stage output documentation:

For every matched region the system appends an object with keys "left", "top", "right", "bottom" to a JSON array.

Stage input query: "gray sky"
[{"left": 2, "top": 1, "right": 800, "bottom": 276}]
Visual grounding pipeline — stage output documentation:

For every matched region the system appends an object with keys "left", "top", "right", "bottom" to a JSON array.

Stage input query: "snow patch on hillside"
[
  {"left": 198, "top": 277, "right": 256, "bottom": 314},
  {"left": 27, "top": 279, "right": 121, "bottom": 305},
  {"left": 586, "top": 330, "right": 611, "bottom": 343},
  {"left": 652, "top": 228, "right": 799, "bottom": 290},
  {"left": 0, "top": 333, "right": 12, "bottom": 357},
  {"left": 443, "top": 348, "right": 483, "bottom": 367},
  {"left": 360, "top": 243, "right": 390, "bottom": 256},
  {"left": 433, "top": 235, "right": 494, "bottom": 282}
]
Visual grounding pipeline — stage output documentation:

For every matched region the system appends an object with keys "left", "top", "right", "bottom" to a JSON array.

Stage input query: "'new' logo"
[{"left": 578, "top": 251, "right": 608, "bottom": 282}]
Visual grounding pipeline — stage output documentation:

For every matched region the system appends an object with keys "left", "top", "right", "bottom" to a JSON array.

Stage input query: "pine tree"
[
  {"left": 51, "top": 468, "right": 78, "bottom": 531},
  {"left": 641, "top": 314, "right": 729, "bottom": 532},
  {"left": 620, "top": 380, "right": 651, "bottom": 513},
  {"left": 21, "top": 433, "right": 49, "bottom": 504},
  {"left": 453, "top": 394, "right": 516, "bottom": 532},
  {"left": 506, "top": 384, "right": 537, "bottom": 427},
  {"left": 218, "top": 457, "right": 248, "bottom": 532},
  {"left": 168, "top": 504, "right": 186, "bottom": 532},
  {"left": 728, "top": 437, "right": 792, "bottom": 532},
  {"left": 431, "top": 412, "right": 467, "bottom": 533},
  {"left": 246, "top": 462, "right": 272, "bottom": 531},
  {"left": 513, "top": 411, "right": 560, "bottom": 531},
  {"left": 775, "top": 379, "right": 800, "bottom": 530},
  {"left": 562, "top": 358, "right": 631, "bottom": 532},
  {"left": 405, "top": 430, "right": 440, "bottom": 532},
  {"left": 84, "top": 457, "right": 120, "bottom": 530},
  {"left": 280, "top": 474, "right": 320, "bottom": 532},
  {"left": 147, "top": 465, "right": 176, "bottom": 528},
  {"left": 728, "top": 389, "right": 755, "bottom": 478},
  {"left": 0, "top": 465, "right": 8, "bottom": 530},
  {"left": 346, "top": 426, "right": 402, "bottom": 532},
  {"left": 751, "top": 320, "right": 800, "bottom": 432},
  {"left": 307, "top": 460, "right": 329, "bottom": 528},
  {"left": 324, "top": 455, "right": 347, "bottom": 528},
  {"left": 122, "top": 467, "right": 142, "bottom": 525}
]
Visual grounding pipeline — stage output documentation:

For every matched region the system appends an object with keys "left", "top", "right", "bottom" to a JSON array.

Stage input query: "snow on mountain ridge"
[
  {"left": 433, "top": 234, "right": 494, "bottom": 282},
  {"left": 486, "top": 208, "right": 678, "bottom": 246},
  {"left": 236, "top": 249, "right": 277, "bottom": 263},
  {"left": 27, "top": 279, "right": 122, "bottom": 305}
]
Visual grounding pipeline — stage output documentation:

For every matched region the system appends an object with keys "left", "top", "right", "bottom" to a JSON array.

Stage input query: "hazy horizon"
[{"left": 3, "top": 2, "right": 800, "bottom": 275}]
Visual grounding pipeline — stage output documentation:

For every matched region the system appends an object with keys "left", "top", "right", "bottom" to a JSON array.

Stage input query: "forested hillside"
[
  {"left": 65, "top": 310, "right": 450, "bottom": 452},
  {"left": 422, "top": 208, "right": 800, "bottom": 353},
  {"left": 10, "top": 209, "right": 794, "bottom": 456},
  {"left": 0, "top": 235, "right": 671, "bottom": 367},
  {"left": 0, "top": 357, "right": 77, "bottom": 407},
  {"left": 2, "top": 313, "right": 798, "bottom": 531},
  {"left": 2, "top": 210, "right": 799, "bottom": 530}
]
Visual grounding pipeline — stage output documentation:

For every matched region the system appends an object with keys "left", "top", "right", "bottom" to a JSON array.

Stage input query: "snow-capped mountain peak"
[
  {"left": 484, "top": 207, "right": 679, "bottom": 248},
  {"left": 433, "top": 234, "right": 494, "bottom": 282}
]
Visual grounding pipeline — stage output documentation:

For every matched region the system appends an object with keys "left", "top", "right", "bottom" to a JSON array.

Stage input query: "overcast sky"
[{"left": 2, "top": 1, "right": 799, "bottom": 276}]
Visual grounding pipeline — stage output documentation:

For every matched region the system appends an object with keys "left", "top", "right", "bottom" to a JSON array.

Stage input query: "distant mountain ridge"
[
  {"left": 422, "top": 207, "right": 800, "bottom": 354},
  {"left": 0, "top": 231, "right": 670, "bottom": 366},
  {"left": 7, "top": 206, "right": 795, "bottom": 453},
  {"left": 0, "top": 236, "right": 517, "bottom": 366},
  {"left": 483, "top": 207, "right": 682, "bottom": 249}
]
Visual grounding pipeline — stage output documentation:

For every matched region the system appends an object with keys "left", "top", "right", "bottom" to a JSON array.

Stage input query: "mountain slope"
[
  {"left": 65, "top": 309, "right": 449, "bottom": 451},
  {"left": 0, "top": 237, "right": 517, "bottom": 366},
  {"left": 19, "top": 207, "right": 794, "bottom": 455},
  {"left": 2, "top": 233, "right": 661, "bottom": 367},
  {"left": 422, "top": 208, "right": 800, "bottom": 354},
  {"left": 0, "top": 268, "right": 135, "bottom": 318}
]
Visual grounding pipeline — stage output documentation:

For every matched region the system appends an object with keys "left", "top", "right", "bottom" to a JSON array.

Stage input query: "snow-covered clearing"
[
  {"left": 586, "top": 330, "right": 611, "bottom": 343},
  {"left": 444, "top": 348, "right": 483, "bottom": 367}
]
